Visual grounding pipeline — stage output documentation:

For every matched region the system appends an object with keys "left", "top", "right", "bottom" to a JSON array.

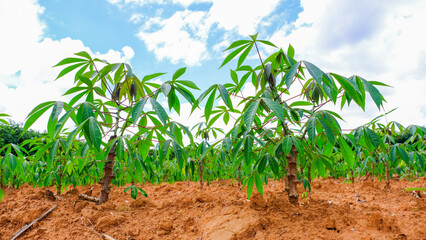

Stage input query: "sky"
[{"left": 0, "top": 0, "right": 425, "bottom": 135}]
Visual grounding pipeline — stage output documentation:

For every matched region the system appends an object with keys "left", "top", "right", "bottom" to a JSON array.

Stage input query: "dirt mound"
[{"left": 0, "top": 177, "right": 425, "bottom": 239}]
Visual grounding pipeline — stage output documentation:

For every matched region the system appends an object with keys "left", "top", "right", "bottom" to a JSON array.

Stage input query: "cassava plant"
[
  {"left": 22, "top": 52, "right": 199, "bottom": 203},
  {"left": 195, "top": 33, "right": 389, "bottom": 205}
]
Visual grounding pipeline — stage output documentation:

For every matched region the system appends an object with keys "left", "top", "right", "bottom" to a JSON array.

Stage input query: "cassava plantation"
[{"left": 1, "top": 35, "right": 425, "bottom": 240}]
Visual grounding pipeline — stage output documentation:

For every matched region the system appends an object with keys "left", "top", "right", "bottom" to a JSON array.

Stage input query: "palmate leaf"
[
  {"left": 303, "top": 61, "right": 324, "bottom": 85},
  {"left": 55, "top": 62, "right": 87, "bottom": 80},
  {"left": 53, "top": 57, "right": 87, "bottom": 67},
  {"left": 225, "top": 40, "right": 251, "bottom": 51},
  {"left": 22, "top": 101, "right": 56, "bottom": 135},
  {"left": 237, "top": 43, "right": 253, "bottom": 68},
  {"left": 331, "top": 73, "right": 364, "bottom": 110},
  {"left": 358, "top": 76, "right": 384, "bottom": 109},
  {"left": 220, "top": 44, "right": 250, "bottom": 69}
]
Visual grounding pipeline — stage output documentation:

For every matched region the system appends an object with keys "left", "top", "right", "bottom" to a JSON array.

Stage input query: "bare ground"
[{"left": 0, "top": 176, "right": 425, "bottom": 240}]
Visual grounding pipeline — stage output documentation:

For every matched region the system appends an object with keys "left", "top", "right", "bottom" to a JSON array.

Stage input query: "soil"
[{"left": 0, "top": 177, "right": 425, "bottom": 240}]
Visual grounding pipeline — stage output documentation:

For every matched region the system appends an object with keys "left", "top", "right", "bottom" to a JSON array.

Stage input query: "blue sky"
[{"left": 0, "top": 0, "right": 425, "bottom": 133}]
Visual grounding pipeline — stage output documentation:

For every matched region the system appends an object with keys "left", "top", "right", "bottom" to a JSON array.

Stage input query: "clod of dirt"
[
  {"left": 368, "top": 212, "right": 400, "bottom": 233},
  {"left": 203, "top": 209, "right": 261, "bottom": 240},
  {"left": 130, "top": 198, "right": 154, "bottom": 208},
  {"left": 96, "top": 214, "right": 126, "bottom": 232},
  {"left": 157, "top": 219, "right": 174, "bottom": 236},
  {"left": 73, "top": 201, "right": 89, "bottom": 213},
  {"left": 194, "top": 192, "right": 213, "bottom": 203},
  {"left": 249, "top": 193, "right": 267, "bottom": 210}
]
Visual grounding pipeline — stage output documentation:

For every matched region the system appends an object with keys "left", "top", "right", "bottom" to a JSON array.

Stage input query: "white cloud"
[
  {"left": 171, "top": 0, "right": 211, "bottom": 7},
  {"left": 129, "top": 13, "right": 144, "bottom": 24},
  {"left": 208, "top": 0, "right": 280, "bottom": 36},
  {"left": 269, "top": 0, "right": 426, "bottom": 127},
  {"left": 129, "top": 0, "right": 281, "bottom": 66},
  {"left": 137, "top": 10, "right": 211, "bottom": 66},
  {"left": 0, "top": 0, "right": 135, "bottom": 132},
  {"left": 107, "top": 0, "right": 164, "bottom": 7}
]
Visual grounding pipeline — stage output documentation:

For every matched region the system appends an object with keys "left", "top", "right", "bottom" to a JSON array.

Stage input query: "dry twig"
[{"left": 9, "top": 205, "right": 57, "bottom": 240}]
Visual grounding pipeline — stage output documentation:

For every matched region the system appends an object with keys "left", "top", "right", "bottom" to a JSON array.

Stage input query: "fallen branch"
[
  {"left": 9, "top": 205, "right": 57, "bottom": 240},
  {"left": 79, "top": 194, "right": 99, "bottom": 203}
]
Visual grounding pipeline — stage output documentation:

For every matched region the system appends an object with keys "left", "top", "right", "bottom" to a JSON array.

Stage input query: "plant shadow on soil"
[{"left": 0, "top": 177, "right": 425, "bottom": 240}]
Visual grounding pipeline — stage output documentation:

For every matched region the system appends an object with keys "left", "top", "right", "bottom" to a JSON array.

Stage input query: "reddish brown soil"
[{"left": 0, "top": 177, "right": 425, "bottom": 240}]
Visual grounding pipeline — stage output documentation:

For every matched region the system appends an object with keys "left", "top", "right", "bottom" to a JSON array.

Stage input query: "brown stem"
[
  {"left": 307, "top": 165, "right": 312, "bottom": 185},
  {"left": 98, "top": 135, "right": 117, "bottom": 204},
  {"left": 384, "top": 160, "right": 390, "bottom": 189},
  {"left": 286, "top": 145, "right": 299, "bottom": 205},
  {"left": 198, "top": 160, "right": 203, "bottom": 191}
]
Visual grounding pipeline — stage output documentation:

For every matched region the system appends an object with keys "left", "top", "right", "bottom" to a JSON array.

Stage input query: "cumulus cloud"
[
  {"left": 0, "top": 0, "right": 135, "bottom": 131},
  {"left": 137, "top": 10, "right": 211, "bottom": 66},
  {"left": 120, "top": 0, "right": 281, "bottom": 66},
  {"left": 269, "top": 0, "right": 426, "bottom": 127}
]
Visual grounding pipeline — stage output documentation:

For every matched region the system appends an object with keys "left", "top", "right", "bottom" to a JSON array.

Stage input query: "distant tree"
[{"left": 0, "top": 121, "right": 45, "bottom": 155}]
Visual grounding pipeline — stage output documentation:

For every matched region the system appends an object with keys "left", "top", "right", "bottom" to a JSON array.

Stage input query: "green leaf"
[
  {"left": 172, "top": 67, "right": 186, "bottom": 81},
  {"left": 254, "top": 173, "right": 263, "bottom": 195},
  {"left": 172, "top": 140, "right": 184, "bottom": 169},
  {"left": 49, "top": 140, "right": 60, "bottom": 165},
  {"left": 287, "top": 44, "right": 295, "bottom": 59},
  {"left": 364, "top": 127, "right": 380, "bottom": 148},
  {"left": 0, "top": 189, "right": 4, "bottom": 201},
  {"left": 237, "top": 43, "right": 253, "bottom": 67},
  {"left": 55, "top": 62, "right": 86, "bottom": 80},
  {"left": 303, "top": 61, "right": 324, "bottom": 85},
  {"left": 217, "top": 84, "right": 232, "bottom": 108},
  {"left": 262, "top": 98, "right": 285, "bottom": 123},
  {"left": 142, "top": 72, "right": 167, "bottom": 81},
  {"left": 204, "top": 88, "right": 217, "bottom": 121},
  {"left": 289, "top": 101, "right": 313, "bottom": 107},
  {"left": 220, "top": 44, "right": 248, "bottom": 69},
  {"left": 257, "top": 40, "right": 278, "bottom": 48},
  {"left": 331, "top": 73, "right": 364, "bottom": 109},
  {"left": 359, "top": 76, "right": 383, "bottom": 109},
  {"left": 225, "top": 40, "right": 251, "bottom": 50},
  {"left": 284, "top": 61, "right": 301, "bottom": 90},
  {"left": 317, "top": 118, "right": 335, "bottom": 144},
  {"left": 74, "top": 51, "right": 92, "bottom": 60},
  {"left": 247, "top": 174, "right": 255, "bottom": 199},
  {"left": 116, "top": 137, "right": 125, "bottom": 160},
  {"left": 243, "top": 100, "right": 260, "bottom": 129},
  {"left": 339, "top": 138, "right": 355, "bottom": 168},
  {"left": 282, "top": 136, "right": 293, "bottom": 155},
  {"left": 306, "top": 118, "right": 316, "bottom": 143},
  {"left": 132, "top": 98, "right": 148, "bottom": 123},
  {"left": 23, "top": 102, "right": 55, "bottom": 135},
  {"left": 88, "top": 117, "right": 102, "bottom": 151},
  {"left": 150, "top": 98, "right": 168, "bottom": 125},
  {"left": 49, "top": 101, "right": 64, "bottom": 122},
  {"left": 404, "top": 187, "right": 426, "bottom": 192},
  {"left": 175, "top": 80, "right": 199, "bottom": 90},
  {"left": 53, "top": 57, "right": 87, "bottom": 67}
]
